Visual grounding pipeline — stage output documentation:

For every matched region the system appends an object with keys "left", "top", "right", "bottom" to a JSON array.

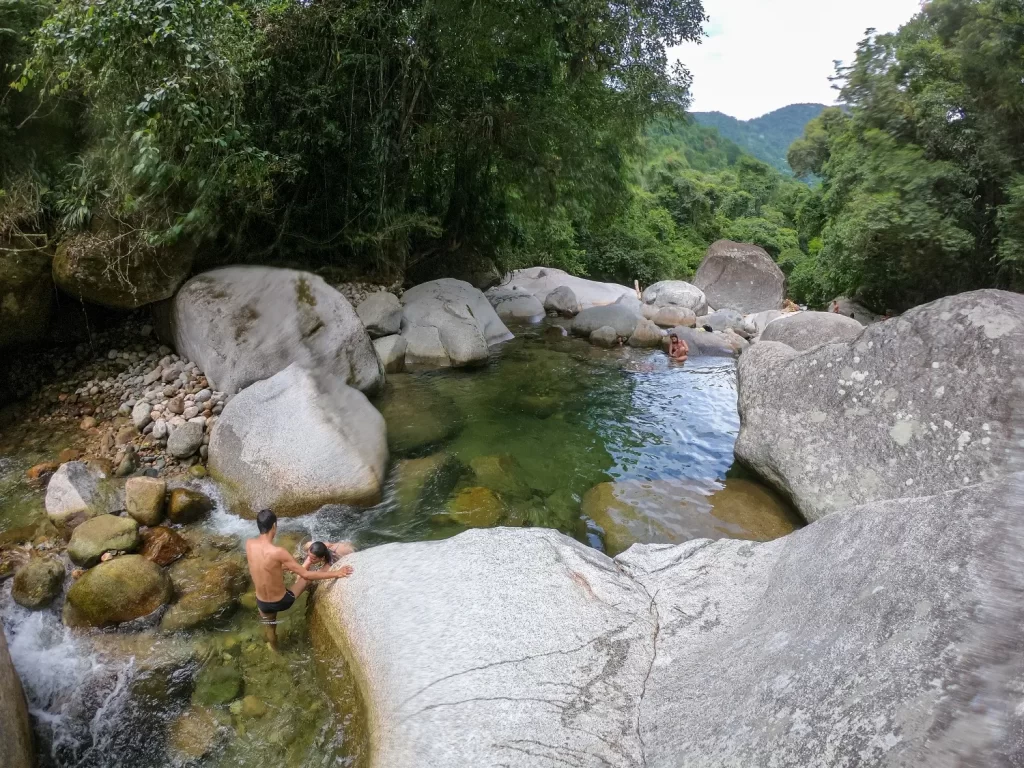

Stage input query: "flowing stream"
[{"left": 0, "top": 319, "right": 801, "bottom": 766}]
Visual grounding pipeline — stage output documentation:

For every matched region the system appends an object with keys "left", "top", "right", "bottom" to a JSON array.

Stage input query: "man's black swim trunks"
[{"left": 256, "top": 590, "right": 295, "bottom": 614}]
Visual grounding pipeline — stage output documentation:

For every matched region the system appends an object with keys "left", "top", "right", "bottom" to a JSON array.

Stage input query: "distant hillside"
[{"left": 692, "top": 104, "right": 828, "bottom": 175}]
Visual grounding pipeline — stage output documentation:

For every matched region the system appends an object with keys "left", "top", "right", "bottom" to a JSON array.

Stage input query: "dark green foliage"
[
  {"left": 788, "top": 0, "right": 1024, "bottom": 312},
  {"left": 693, "top": 104, "right": 827, "bottom": 176}
]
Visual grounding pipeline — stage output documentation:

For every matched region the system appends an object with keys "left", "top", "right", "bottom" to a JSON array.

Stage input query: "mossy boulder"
[
  {"left": 160, "top": 554, "right": 248, "bottom": 633},
  {"left": 0, "top": 243, "right": 53, "bottom": 349},
  {"left": 167, "top": 488, "right": 213, "bottom": 525},
  {"left": 169, "top": 706, "right": 223, "bottom": 760},
  {"left": 12, "top": 557, "right": 65, "bottom": 609},
  {"left": 192, "top": 661, "right": 243, "bottom": 706},
  {"left": 52, "top": 226, "right": 193, "bottom": 310},
  {"left": 394, "top": 453, "right": 464, "bottom": 513},
  {"left": 125, "top": 477, "right": 166, "bottom": 526},
  {"left": 469, "top": 455, "right": 531, "bottom": 499},
  {"left": 63, "top": 555, "right": 172, "bottom": 628},
  {"left": 139, "top": 526, "right": 191, "bottom": 567},
  {"left": 67, "top": 514, "right": 140, "bottom": 567},
  {"left": 443, "top": 487, "right": 504, "bottom": 528}
]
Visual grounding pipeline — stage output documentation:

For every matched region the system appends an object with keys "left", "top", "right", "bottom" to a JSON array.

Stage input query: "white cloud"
[{"left": 671, "top": 0, "right": 924, "bottom": 120}]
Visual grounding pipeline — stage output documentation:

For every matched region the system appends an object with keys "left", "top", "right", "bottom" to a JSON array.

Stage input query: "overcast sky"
[{"left": 671, "top": 0, "right": 924, "bottom": 120}]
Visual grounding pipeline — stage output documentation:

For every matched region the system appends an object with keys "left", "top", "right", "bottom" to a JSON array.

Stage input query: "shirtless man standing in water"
[{"left": 245, "top": 509, "right": 352, "bottom": 650}]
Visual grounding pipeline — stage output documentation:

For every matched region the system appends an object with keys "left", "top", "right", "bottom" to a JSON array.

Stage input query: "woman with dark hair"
[{"left": 301, "top": 540, "right": 355, "bottom": 570}]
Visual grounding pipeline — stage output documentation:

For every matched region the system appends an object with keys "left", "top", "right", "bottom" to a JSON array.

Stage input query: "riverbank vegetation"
[{"left": 1, "top": 0, "right": 1022, "bottom": 317}]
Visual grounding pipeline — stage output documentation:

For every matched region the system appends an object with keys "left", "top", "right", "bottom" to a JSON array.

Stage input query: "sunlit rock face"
[
  {"left": 167, "top": 266, "right": 383, "bottom": 395},
  {"left": 737, "top": 289, "right": 1024, "bottom": 522},
  {"left": 311, "top": 474, "right": 1022, "bottom": 767}
]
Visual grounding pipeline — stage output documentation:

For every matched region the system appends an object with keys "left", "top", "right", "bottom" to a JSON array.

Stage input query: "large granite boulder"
[
  {"left": 737, "top": 289, "right": 1023, "bottom": 522},
  {"left": 401, "top": 279, "right": 513, "bottom": 368},
  {"left": 543, "top": 285, "right": 580, "bottom": 317},
  {"left": 485, "top": 286, "right": 545, "bottom": 322},
  {"left": 53, "top": 225, "right": 192, "bottom": 309},
  {"left": 571, "top": 303, "right": 640, "bottom": 338},
  {"left": 700, "top": 308, "right": 756, "bottom": 338},
  {"left": 693, "top": 240, "right": 785, "bottom": 314},
  {"left": 641, "top": 280, "right": 707, "bottom": 315},
  {"left": 310, "top": 474, "right": 1022, "bottom": 767},
  {"left": 502, "top": 267, "right": 635, "bottom": 309},
  {"left": 209, "top": 364, "right": 388, "bottom": 517},
  {"left": 167, "top": 266, "right": 383, "bottom": 395},
  {"left": 44, "top": 460, "right": 119, "bottom": 527},
  {"left": 830, "top": 296, "right": 881, "bottom": 325},
  {"left": 0, "top": 245, "right": 53, "bottom": 349},
  {"left": 63, "top": 555, "right": 172, "bottom": 628},
  {"left": 0, "top": 630, "right": 33, "bottom": 768},
  {"left": 760, "top": 310, "right": 864, "bottom": 351},
  {"left": 357, "top": 292, "right": 403, "bottom": 338},
  {"left": 661, "top": 326, "right": 744, "bottom": 357}
]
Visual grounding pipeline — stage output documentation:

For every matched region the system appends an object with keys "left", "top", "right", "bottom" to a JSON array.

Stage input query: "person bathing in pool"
[
  {"left": 667, "top": 333, "right": 689, "bottom": 363},
  {"left": 245, "top": 509, "right": 353, "bottom": 651}
]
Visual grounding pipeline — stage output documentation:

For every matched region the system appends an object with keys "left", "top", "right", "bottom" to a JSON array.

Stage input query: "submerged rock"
[
  {"left": 12, "top": 556, "right": 65, "bottom": 609},
  {"left": 759, "top": 309, "right": 864, "bottom": 350},
  {"left": 641, "top": 280, "right": 708, "bottom": 315},
  {"left": 166, "top": 488, "right": 213, "bottom": 525},
  {"left": 443, "top": 487, "right": 504, "bottom": 527},
  {"left": 693, "top": 240, "right": 786, "bottom": 314},
  {"left": 161, "top": 555, "right": 247, "bottom": 632},
  {"left": 169, "top": 706, "right": 223, "bottom": 760},
  {"left": 589, "top": 326, "right": 620, "bottom": 348},
  {"left": 394, "top": 454, "right": 464, "bottom": 513},
  {"left": 627, "top": 318, "right": 665, "bottom": 348},
  {"left": 0, "top": 630, "right": 33, "bottom": 768},
  {"left": 377, "top": 376, "right": 464, "bottom": 455},
  {"left": 311, "top": 475, "right": 1022, "bottom": 768},
  {"left": 209, "top": 364, "right": 388, "bottom": 516},
  {"left": 140, "top": 526, "right": 191, "bottom": 567},
  {"left": 167, "top": 266, "right": 383, "bottom": 395},
  {"left": 64, "top": 555, "right": 172, "bottom": 628},
  {"left": 67, "top": 514, "right": 140, "bottom": 567},
  {"left": 401, "top": 279, "right": 513, "bottom": 368},
  {"left": 736, "top": 289, "right": 1024, "bottom": 522}
]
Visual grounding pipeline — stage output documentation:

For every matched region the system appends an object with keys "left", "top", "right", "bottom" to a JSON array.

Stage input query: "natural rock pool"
[{"left": 0, "top": 318, "right": 800, "bottom": 767}]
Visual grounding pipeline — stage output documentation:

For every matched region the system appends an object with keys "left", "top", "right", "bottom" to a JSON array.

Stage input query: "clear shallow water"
[{"left": 0, "top": 319, "right": 799, "bottom": 767}]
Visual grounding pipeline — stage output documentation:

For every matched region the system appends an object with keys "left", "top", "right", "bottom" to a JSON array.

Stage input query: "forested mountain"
[{"left": 693, "top": 104, "right": 828, "bottom": 175}]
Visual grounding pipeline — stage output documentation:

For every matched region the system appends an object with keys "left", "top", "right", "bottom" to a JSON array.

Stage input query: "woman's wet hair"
[{"left": 309, "top": 541, "right": 332, "bottom": 562}]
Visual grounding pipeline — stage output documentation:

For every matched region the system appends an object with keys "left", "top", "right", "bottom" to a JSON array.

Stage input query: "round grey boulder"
[
  {"left": 572, "top": 304, "right": 640, "bottom": 339},
  {"left": 642, "top": 280, "right": 708, "bottom": 315},
  {"left": 693, "top": 240, "right": 786, "bottom": 314},
  {"left": 167, "top": 266, "right": 383, "bottom": 395},
  {"left": 168, "top": 422, "right": 204, "bottom": 459},
  {"left": 628, "top": 318, "right": 665, "bottom": 348},
  {"left": 209, "top": 363, "right": 388, "bottom": 517},
  {"left": 45, "top": 461, "right": 118, "bottom": 527},
  {"left": 485, "top": 286, "right": 545, "bottom": 322},
  {"left": 357, "top": 292, "right": 403, "bottom": 338},
  {"left": 590, "top": 326, "right": 620, "bottom": 348},
  {"left": 543, "top": 286, "right": 580, "bottom": 317},
  {"left": 760, "top": 311, "right": 864, "bottom": 351}
]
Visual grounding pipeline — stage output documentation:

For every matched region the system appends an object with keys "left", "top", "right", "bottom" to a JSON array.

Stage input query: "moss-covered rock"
[
  {"left": 67, "top": 514, "right": 140, "bottom": 567},
  {"left": 192, "top": 660, "right": 243, "bottom": 706},
  {"left": 63, "top": 555, "right": 172, "bottom": 628},
  {"left": 169, "top": 706, "right": 223, "bottom": 760},
  {"left": 125, "top": 477, "right": 166, "bottom": 527},
  {"left": 160, "top": 554, "right": 248, "bottom": 633},
  {"left": 376, "top": 375, "right": 464, "bottom": 455},
  {"left": 167, "top": 488, "right": 213, "bottom": 525},
  {"left": 11, "top": 556, "right": 64, "bottom": 609},
  {"left": 52, "top": 224, "right": 193, "bottom": 310},
  {"left": 442, "top": 487, "right": 504, "bottom": 528},
  {"left": 393, "top": 453, "right": 464, "bottom": 513},
  {"left": 0, "top": 243, "right": 53, "bottom": 349}
]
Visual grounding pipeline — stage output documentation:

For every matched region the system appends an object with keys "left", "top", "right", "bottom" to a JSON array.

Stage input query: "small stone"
[
  {"left": 183, "top": 406, "right": 199, "bottom": 420},
  {"left": 27, "top": 462, "right": 60, "bottom": 484},
  {"left": 115, "top": 449, "right": 138, "bottom": 477},
  {"left": 115, "top": 425, "right": 137, "bottom": 446},
  {"left": 167, "top": 396, "right": 185, "bottom": 415},
  {"left": 189, "top": 464, "right": 208, "bottom": 479},
  {"left": 194, "top": 388, "right": 212, "bottom": 403},
  {"left": 131, "top": 401, "right": 153, "bottom": 430},
  {"left": 240, "top": 695, "right": 267, "bottom": 719},
  {"left": 140, "top": 325, "right": 153, "bottom": 337},
  {"left": 152, "top": 419, "right": 168, "bottom": 440},
  {"left": 80, "top": 416, "right": 97, "bottom": 430},
  {"left": 107, "top": 349, "right": 119, "bottom": 360},
  {"left": 163, "top": 385, "right": 178, "bottom": 398}
]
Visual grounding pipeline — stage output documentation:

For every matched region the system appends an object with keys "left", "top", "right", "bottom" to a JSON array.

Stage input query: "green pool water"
[{"left": 0, "top": 319, "right": 800, "bottom": 768}]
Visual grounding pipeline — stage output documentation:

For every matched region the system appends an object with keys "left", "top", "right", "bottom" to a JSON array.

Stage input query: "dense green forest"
[
  {"left": 693, "top": 104, "right": 827, "bottom": 176},
  {"left": 1, "top": 0, "right": 1022, "bottom": 319},
  {"left": 787, "top": 0, "right": 1024, "bottom": 311}
]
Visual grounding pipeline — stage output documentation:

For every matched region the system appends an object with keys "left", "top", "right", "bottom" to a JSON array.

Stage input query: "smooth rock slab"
[
  {"left": 311, "top": 475, "right": 1023, "bottom": 768},
  {"left": 209, "top": 363, "right": 388, "bottom": 516},
  {"left": 736, "top": 289, "right": 1024, "bottom": 522},
  {"left": 485, "top": 286, "right": 545, "bottom": 322},
  {"left": 641, "top": 280, "right": 708, "bottom": 315},
  {"left": 760, "top": 310, "right": 864, "bottom": 351},
  {"left": 502, "top": 267, "right": 634, "bottom": 310}
]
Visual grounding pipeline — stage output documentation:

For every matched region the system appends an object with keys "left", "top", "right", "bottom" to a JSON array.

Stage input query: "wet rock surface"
[
  {"left": 0, "top": 630, "right": 33, "bottom": 768},
  {"left": 63, "top": 554, "right": 172, "bottom": 628},
  {"left": 11, "top": 556, "right": 65, "bottom": 609},
  {"left": 67, "top": 514, "right": 140, "bottom": 567}
]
